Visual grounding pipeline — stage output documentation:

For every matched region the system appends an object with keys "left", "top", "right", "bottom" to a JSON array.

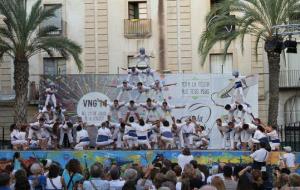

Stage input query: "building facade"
[{"left": 2, "top": 0, "right": 299, "bottom": 129}]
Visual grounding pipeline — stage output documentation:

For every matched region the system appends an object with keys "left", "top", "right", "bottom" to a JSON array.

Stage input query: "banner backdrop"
[{"left": 39, "top": 74, "right": 258, "bottom": 149}]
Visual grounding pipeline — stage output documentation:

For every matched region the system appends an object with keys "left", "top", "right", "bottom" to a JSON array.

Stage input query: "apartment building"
[{"left": 2, "top": 0, "right": 299, "bottom": 129}]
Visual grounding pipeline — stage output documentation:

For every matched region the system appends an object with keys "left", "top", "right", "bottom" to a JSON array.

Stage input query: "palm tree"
[
  {"left": 0, "top": 0, "right": 82, "bottom": 124},
  {"left": 199, "top": 0, "right": 300, "bottom": 126}
]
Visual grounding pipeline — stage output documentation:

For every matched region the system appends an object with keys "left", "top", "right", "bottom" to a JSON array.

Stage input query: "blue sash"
[
  {"left": 147, "top": 130, "right": 153, "bottom": 138},
  {"left": 271, "top": 139, "right": 280, "bottom": 143},
  {"left": 79, "top": 137, "right": 90, "bottom": 142},
  {"left": 138, "top": 136, "right": 147, "bottom": 140},
  {"left": 235, "top": 81, "right": 242, "bottom": 88},
  {"left": 127, "top": 130, "right": 137, "bottom": 137},
  {"left": 162, "top": 131, "right": 173, "bottom": 138},
  {"left": 97, "top": 135, "right": 110, "bottom": 142}
]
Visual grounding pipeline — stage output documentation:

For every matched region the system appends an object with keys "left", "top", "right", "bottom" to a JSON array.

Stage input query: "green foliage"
[
  {"left": 198, "top": 0, "right": 300, "bottom": 64},
  {"left": 0, "top": 0, "right": 82, "bottom": 71}
]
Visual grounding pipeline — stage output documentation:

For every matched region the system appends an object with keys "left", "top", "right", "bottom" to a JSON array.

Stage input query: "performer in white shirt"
[
  {"left": 74, "top": 124, "right": 90, "bottom": 150},
  {"left": 250, "top": 125, "right": 267, "bottom": 151},
  {"left": 140, "top": 98, "right": 160, "bottom": 123},
  {"left": 41, "top": 104, "right": 55, "bottom": 123},
  {"left": 123, "top": 117, "right": 138, "bottom": 149},
  {"left": 181, "top": 118, "right": 196, "bottom": 148},
  {"left": 45, "top": 82, "right": 57, "bottom": 108},
  {"left": 141, "top": 67, "right": 156, "bottom": 84},
  {"left": 224, "top": 103, "right": 237, "bottom": 121},
  {"left": 158, "top": 100, "right": 185, "bottom": 122},
  {"left": 96, "top": 122, "right": 114, "bottom": 149},
  {"left": 159, "top": 120, "right": 174, "bottom": 149},
  {"left": 237, "top": 103, "right": 255, "bottom": 121},
  {"left": 216, "top": 118, "right": 230, "bottom": 150},
  {"left": 58, "top": 120, "right": 74, "bottom": 148},
  {"left": 102, "top": 99, "right": 125, "bottom": 123},
  {"left": 149, "top": 80, "right": 177, "bottom": 100},
  {"left": 190, "top": 125, "right": 209, "bottom": 149},
  {"left": 10, "top": 124, "right": 28, "bottom": 150},
  {"left": 28, "top": 118, "right": 49, "bottom": 146},
  {"left": 124, "top": 100, "right": 140, "bottom": 122},
  {"left": 281, "top": 146, "right": 296, "bottom": 172},
  {"left": 107, "top": 80, "right": 134, "bottom": 101},
  {"left": 122, "top": 67, "right": 142, "bottom": 85},
  {"left": 135, "top": 47, "right": 153, "bottom": 68},
  {"left": 172, "top": 118, "right": 185, "bottom": 149},
  {"left": 240, "top": 123, "right": 257, "bottom": 150},
  {"left": 131, "top": 119, "right": 155, "bottom": 149},
  {"left": 133, "top": 82, "right": 151, "bottom": 102},
  {"left": 265, "top": 125, "right": 280, "bottom": 151},
  {"left": 232, "top": 71, "right": 246, "bottom": 103}
]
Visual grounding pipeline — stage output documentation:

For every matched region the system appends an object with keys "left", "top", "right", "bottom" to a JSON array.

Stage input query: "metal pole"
[{"left": 176, "top": 0, "right": 182, "bottom": 73}]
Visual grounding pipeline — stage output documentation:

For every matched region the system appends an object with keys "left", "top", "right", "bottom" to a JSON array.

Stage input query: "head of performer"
[
  {"left": 139, "top": 47, "right": 145, "bottom": 55},
  {"left": 38, "top": 117, "right": 45, "bottom": 126},
  {"left": 137, "top": 82, "right": 143, "bottom": 90},
  {"left": 216, "top": 118, "right": 222, "bottom": 126},
  {"left": 49, "top": 82, "right": 55, "bottom": 89},
  {"left": 139, "top": 118, "right": 145, "bottom": 126},
  {"left": 265, "top": 125, "right": 276, "bottom": 133},
  {"left": 146, "top": 98, "right": 152, "bottom": 106},
  {"left": 122, "top": 80, "right": 129, "bottom": 87},
  {"left": 46, "top": 104, "right": 52, "bottom": 112},
  {"left": 228, "top": 121, "right": 235, "bottom": 129},
  {"left": 131, "top": 67, "right": 136, "bottom": 73},
  {"left": 162, "top": 101, "right": 168, "bottom": 108},
  {"left": 191, "top": 115, "right": 197, "bottom": 122},
  {"left": 76, "top": 124, "right": 82, "bottom": 132},
  {"left": 257, "top": 125, "right": 265, "bottom": 133},
  {"left": 101, "top": 122, "right": 107, "bottom": 128},
  {"left": 232, "top": 70, "right": 239, "bottom": 78},
  {"left": 238, "top": 104, "right": 247, "bottom": 112},
  {"left": 155, "top": 80, "right": 160, "bottom": 87},
  {"left": 242, "top": 123, "right": 249, "bottom": 130},
  {"left": 113, "top": 99, "right": 119, "bottom": 107},
  {"left": 128, "top": 116, "right": 135, "bottom": 123},
  {"left": 129, "top": 100, "right": 135, "bottom": 107},
  {"left": 162, "top": 120, "right": 170, "bottom": 127}
]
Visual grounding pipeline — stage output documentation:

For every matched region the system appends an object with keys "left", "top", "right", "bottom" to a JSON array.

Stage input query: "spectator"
[
  {"left": 236, "top": 173, "right": 254, "bottom": 190},
  {"left": 289, "top": 173, "right": 300, "bottom": 187},
  {"left": 251, "top": 169, "right": 263, "bottom": 190},
  {"left": 46, "top": 164, "right": 62, "bottom": 190},
  {"left": 83, "top": 163, "right": 109, "bottom": 190},
  {"left": 250, "top": 141, "right": 269, "bottom": 170},
  {"left": 13, "top": 169, "right": 30, "bottom": 190},
  {"left": 122, "top": 168, "right": 138, "bottom": 190},
  {"left": 177, "top": 148, "right": 193, "bottom": 170},
  {"left": 109, "top": 167, "right": 125, "bottom": 190},
  {"left": 281, "top": 146, "right": 296, "bottom": 172},
  {"left": 28, "top": 163, "right": 46, "bottom": 190},
  {"left": 223, "top": 164, "right": 237, "bottom": 190},
  {"left": 0, "top": 172, "right": 11, "bottom": 190},
  {"left": 211, "top": 176, "right": 225, "bottom": 190},
  {"left": 199, "top": 185, "right": 217, "bottom": 190},
  {"left": 62, "top": 159, "right": 84, "bottom": 190}
]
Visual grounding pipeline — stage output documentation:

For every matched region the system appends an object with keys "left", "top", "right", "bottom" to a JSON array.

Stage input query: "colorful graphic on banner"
[
  {"left": 1, "top": 150, "right": 299, "bottom": 172},
  {"left": 39, "top": 74, "right": 258, "bottom": 149}
]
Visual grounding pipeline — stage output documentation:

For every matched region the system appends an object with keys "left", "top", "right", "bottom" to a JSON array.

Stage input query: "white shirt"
[
  {"left": 76, "top": 129, "right": 89, "bottom": 143},
  {"left": 109, "top": 179, "right": 125, "bottom": 190},
  {"left": 250, "top": 148, "right": 269, "bottom": 162},
  {"left": 282, "top": 153, "right": 296, "bottom": 168},
  {"left": 97, "top": 127, "right": 112, "bottom": 137},
  {"left": 11, "top": 129, "right": 21, "bottom": 141},
  {"left": 217, "top": 123, "right": 229, "bottom": 133},
  {"left": 266, "top": 130, "right": 279, "bottom": 141},
  {"left": 181, "top": 123, "right": 196, "bottom": 134},
  {"left": 253, "top": 130, "right": 266, "bottom": 140},
  {"left": 133, "top": 124, "right": 153, "bottom": 137},
  {"left": 46, "top": 176, "right": 62, "bottom": 190},
  {"left": 116, "top": 84, "right": 134, "bottom": 91},
  {"left": 177, "top": 154, "right": 194, "bottom": 170}
]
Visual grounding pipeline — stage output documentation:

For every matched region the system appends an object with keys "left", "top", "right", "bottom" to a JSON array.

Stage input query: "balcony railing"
[
  {"left": 279, "top": 70, "right": 300, "bottom": 88},
  {"left": 124, "top": 19, "right": 152, "bottom": 39}
]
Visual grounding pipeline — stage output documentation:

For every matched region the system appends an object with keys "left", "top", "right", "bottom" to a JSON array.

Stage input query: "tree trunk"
[
  {"left": 267, "top": 51, "right": 280, "bottom": 127},
  {"left": 14, "top": 59, "right": 29, "bottom": 124}
]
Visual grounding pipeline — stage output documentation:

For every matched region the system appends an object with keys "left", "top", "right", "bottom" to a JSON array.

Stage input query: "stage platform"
[{"left": 0, "top": 150, "right": 299, "bottom": 172}]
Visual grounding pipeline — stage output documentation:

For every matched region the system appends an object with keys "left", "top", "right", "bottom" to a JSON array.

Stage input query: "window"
[
  {"left": 42, "top": 4, "right": 63, "bottom": 35},
  {"left": 210, "top": 54, "right": 233, "bottom": 74},
  {"left": 128, "top": 1, "right": 147, "bottom": 19},
  {"left": 284, "top": 96, "right": 300, "bottom": 123},
  {"left": 127, "top": 55, "right": 136, "bottom": 68},
  {"left": 286, "top": 43, "right": 300, "bottom": 70},
  {"left": 43, "top": 58, "right": 66, "bottom": 75}
]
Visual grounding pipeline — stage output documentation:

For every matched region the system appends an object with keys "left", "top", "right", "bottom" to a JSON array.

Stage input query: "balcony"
[
  {"left": 124, "top": 19, "right": 152, "bottom": 39},
  {"left": 279, "top": 70, "right": 300, "bottom": 88}
]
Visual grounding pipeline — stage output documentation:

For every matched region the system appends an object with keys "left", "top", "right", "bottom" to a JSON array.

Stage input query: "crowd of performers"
[{"left": 9, "top": 48, "right": 281, "bottom": 153}]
